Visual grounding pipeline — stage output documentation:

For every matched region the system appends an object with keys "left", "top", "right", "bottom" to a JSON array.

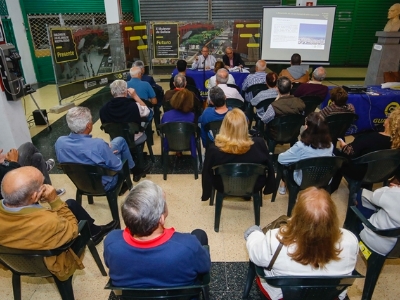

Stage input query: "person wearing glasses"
[
  {"left": 192, "top": 46, "right": 216, "bottom": 70},
  {"left": 222, "top": 46, "right": 245, "bottom": 69}
]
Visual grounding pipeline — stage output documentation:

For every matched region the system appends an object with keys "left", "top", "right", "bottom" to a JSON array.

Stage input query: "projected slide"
[{"left": 262, "top": 6, "right": 336, "bottom": 64}]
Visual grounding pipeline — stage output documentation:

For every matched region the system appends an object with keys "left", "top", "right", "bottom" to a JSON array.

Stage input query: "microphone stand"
[{"left": 202, "top": 56, "right": 206, "bottom": 101}]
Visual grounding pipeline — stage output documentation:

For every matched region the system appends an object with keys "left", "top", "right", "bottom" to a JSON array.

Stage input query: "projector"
[{"left": 342, "top": 85, "right": 367, "bottom": 94}]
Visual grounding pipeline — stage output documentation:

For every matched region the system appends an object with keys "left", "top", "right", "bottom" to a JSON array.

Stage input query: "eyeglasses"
[{"left": 226, "top": 52, "right": 233, "bottom": 55}]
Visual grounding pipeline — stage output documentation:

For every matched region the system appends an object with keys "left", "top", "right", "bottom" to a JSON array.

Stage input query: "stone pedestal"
[{"left": 364, "top": 31, "right": 400, "bottom": 85}]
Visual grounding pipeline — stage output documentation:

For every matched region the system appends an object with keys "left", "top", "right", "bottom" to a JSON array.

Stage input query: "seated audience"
[
  {"left": 293, "top": 67, "right": 329, "bottom": 99},
  {"left": 192, "top": 46, "right": 216, "bottom": 70},
  {"left": 222, "top": 46, "right": 245, "bottom": 68},
  {"left": 279, "top": 53, "right": 309, "bottom": 83},
  {"left": 199, "top": 86, "right": 231, "bottom": 147},
  {"left": 55, "top": 107, "right": 140, "bottom": 190},
  {"left": 0, "top": 143, "right": 64, "bottom": 196},
  {"left": 207, "top": 61, "right": 236, "bottom": 89},
  {"left": 99, "top": 80, "right": 150, "bottom": 144},
  {"left": 250, "top": 72, "right": 279, "bottom": 107},
  {"left": 257, "top": 76, "right": 305, "bottom": 125},
  {"left": 133, "top": 60, "right": 164, "bottom": 106},
  {"left": 104, "top": 180, "right": 211, "bottom": 287},
  {"left": 169, "top": 59, "right": 196, "bottom": 89},
  {"left": 330, "top": 107, "right": 400, "bottom": 192},
  {"left": 319, "top": 87, "right": 355, "bottom": 118},
  {"left": 127, "top": 66, "right": 157, "bottom": 105},
  {"left": 242, "top": 60, "right": 267, "bottom": 101},
  {"left": 208, "top": 68, "right": 243, "bottom": 102},
  {"left": 245, "top": 187, "right": 358, "bottom": 300},
  {"left": 278, "top": 112, "right": 334, "bottom": 194},
  {"left": 201, "top": 108, "right": 275, "bottom": 201},
  {"left": 0, "top": 167, "right": 117, "bottom": 280}
]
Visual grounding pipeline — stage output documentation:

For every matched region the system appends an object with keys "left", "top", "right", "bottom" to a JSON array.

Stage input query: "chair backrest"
[
  {"left": 245, "top": 83, "right": 268, "bottom": 97},
  {"left": 158, "top": 122, "right": 197, "bottom": 152},
  {"left": 351, "top": 149, "right": 400, "bottom": 184},
  {"left": 101, "top": 122, "right": 141, "bottom": 149},
  {"left": 226, "top": 98, "right": 245, "bottom": 110},
  {"left": 212, "top": 163, "right": 266, "bottom": 196},
  {"left": 227, "top": 83, "right": 241, "bottom": 93},
  {"left": 300, "top": 95, "right": 324, "bottom": 116},
  {"left": 265, "top": 114, "right": 305, "bottom": 143},
  {"left": 255, "top": 97, "right": 276, "bottom": 110},
  {"left": 255, "top": 265, "right": 362, "bottom": 300},
  {"left": 204, "top": 120, "right": 223, "bottom": 146},
  {"left": 289, "top": 156, "right": 348, "bottom": 189},
  {"left": 60, "top": 163, "right": 118, "bottom": 195},
  {"left": 325, "top": 113, "right": 358, "bottom": 142}
]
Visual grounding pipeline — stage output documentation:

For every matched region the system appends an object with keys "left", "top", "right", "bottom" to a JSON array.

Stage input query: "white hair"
[
  {"left": 66, "top": 106, "right": 92, "bottom": 134},
  {"left": 110, "top": 80, "right": 127, "bottom": 97}
]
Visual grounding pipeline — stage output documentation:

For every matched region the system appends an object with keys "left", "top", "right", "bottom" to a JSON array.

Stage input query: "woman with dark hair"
[
  {"left": 245, "top": 187, "right": 358, "bottom": 300},
  {"left": 201, "top": 108, "right": 275, "bottom": 201},
  {"left": 319, "top": 87, "right": 355, "bottom": 118},
  {"left": 277, "top": 112, "right": 334, "bottom": 194},
  {"left": 207, "top": 61, "right": 236, "bottom": 89},
  {"left": 251, "top": 72, "right": 279, "bottom": 107}
]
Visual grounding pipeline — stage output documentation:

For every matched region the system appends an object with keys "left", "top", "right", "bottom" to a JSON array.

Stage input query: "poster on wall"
[
  {"left": 50, "top": 28, "right": 78, "bottom": 63},
  {"left": 152, "top": 23, "right": 179, "bottom": 59}
]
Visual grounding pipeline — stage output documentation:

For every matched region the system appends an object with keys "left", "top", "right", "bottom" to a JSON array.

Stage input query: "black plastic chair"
[
  {"left": 227, "top": 83, "right": 241, "bottom": 93},
  {"left": 59, "top": 162, "right": 133, "bottom": 227},
  {"left": 273, "top": 156, "right": 347, "bottom": 215},
  {"left": 101, "top": 122, "right": 155, "bottom": 168},
  {"left": 343, "top": 149, "right": 400, "bottom": 228},
  {"left": 210, "top": 163, "right": 267, "bottom": 232},
  {"left": 204, "top": 120, "right": 223, "bottom": 148},
  {"left": 300, "top": 95, "right": 323, "bottom": 116},
  {"left": 152, "top": 86, "right": 164, "bottom": 128},
  {"left": 226, "top": 98, "right": 245, "bottom": 110},
  {"left": 243, "top": 83, "right": 268, "bottom": 127},
  {"left": 243, "top": 260, "right": 363, "bottom": 300},
  {"left": 349, "top": 206, "right": 400, "bottom": 300},
  {"left": 254, "top": 97, "right": 276, "bottom": 135},
  {"left": 325, "top": 113, "right": 358, "bottom": 142},
  {"left": 264, "top": 114, "right": 305, "bottom": 157},
  {"left": 0, "top": 221, "right": 107, "bottom": 300},
  {"left": 158, "top": 122, "right": 202, "bottom": 180}
]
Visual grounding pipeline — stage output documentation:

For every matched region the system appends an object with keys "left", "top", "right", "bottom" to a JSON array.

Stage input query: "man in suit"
[{"left": 222, "top": 47, "right": 245, "bottom": 68}]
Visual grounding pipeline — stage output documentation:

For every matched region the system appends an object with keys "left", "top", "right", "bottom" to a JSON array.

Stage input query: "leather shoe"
[
  {"left": 132, "top": 164, "right": 152, "bottom": 182},
  {"left": 91, "top": 220, "right": 119, "bottom": 245}
]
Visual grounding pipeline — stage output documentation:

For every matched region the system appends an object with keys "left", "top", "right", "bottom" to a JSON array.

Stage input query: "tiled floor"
[{"left": 1, "top": 76, "right": 399, "bottom": 300}]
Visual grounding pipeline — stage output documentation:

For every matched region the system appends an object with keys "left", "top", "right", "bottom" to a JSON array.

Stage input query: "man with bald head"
[
  {"left": 0, "top": 167, "right": 116, "bottom": 279},
  {"left": 242, "top": 60, "right": 267, "bottom": 102},
  {"left": 293, "top": 67, "right": 329, "bottom": 100},
  {"left": 208, "top": 68, "right": 244, "bottom": 103},
  {"left": 127, "top": 66, "right": 157, "bottom": 105},
  {"left": 192, "top": 46, "right": 216, "bottom": 70}
]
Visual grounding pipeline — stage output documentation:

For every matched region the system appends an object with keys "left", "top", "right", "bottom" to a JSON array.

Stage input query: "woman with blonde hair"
[
  {"left": 245, "top": 187, "right": 358, "bottom": 300},
  {"left": 201, "top": 108, "right": 275, "bottom": 201}
]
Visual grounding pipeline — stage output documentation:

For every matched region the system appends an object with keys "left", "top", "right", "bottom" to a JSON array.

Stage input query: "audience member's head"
[
  {"left": 1, "top": 166, "right": 43, "bottom": 207},
  {"left": 173, "top": 74, "right": 187, "bottom": 88},
  {"left": 291, "top": 53, "right": 302, "bottom": 65},
  {"left": 312, "top": 67, "right": 327, "bottom": 82},
  {"left": 301, "top": 112, "right": 331, "bottom": 149},
  {"left": 214, "top": 61, "right": 225, "bottom": 73},
  {"left": 387, "top": 107, "right": 400, "bottom": 149},
  {"left": 170, "top": 89, "right": 194, "bottom": 113},
  {"left": 129, "top": 66, "right": 142, "bottom": 79},
  {"left": 209, "top": 86, "right": 226, "bottom": 107},
  {"left": 215, "top": 108, "right": 253, "bottom": 155},
  {"left": 122, "top": 180, "right": 167, "bottom": 237},
  {"left": 176, "top": 59, "right": 188, "bottom": 72},
  {"left": 276, "top": 76, "right": 292, "bottom": 95},
  {"left": 216, "top": 68, "right": 229, "bottom": 84},
  {"left": 266, "top": 72, "right": 278, "bottom": 88},
  {"left": 278, "top": 186, "right": 342, "bottom": 268},
  {"left": 255, "top": 60, "right": 267, "bottom": 72},
  {"left": 330, "top": 87, "right": 348, "bottom": 107},
  {"left": 133, "top": 60, "right": 145, "bottom": 74},
  {"left": 110, "top": 79, "right": 127, "bottom": 98},
  {"left": 66, "top": 106, "right": 92, "bottom": 134}
]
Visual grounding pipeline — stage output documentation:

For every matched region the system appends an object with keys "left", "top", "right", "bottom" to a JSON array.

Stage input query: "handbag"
[
  {"left": 262, "top": 215, "right": 289, "bottom": 234},
  {"left": 383, "top": 71, "right": 400, "bottom": 83}
]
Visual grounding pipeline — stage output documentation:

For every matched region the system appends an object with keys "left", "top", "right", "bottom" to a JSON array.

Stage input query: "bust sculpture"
[{"left": 384, "top": 3, "right": 400, "bottom": 32}]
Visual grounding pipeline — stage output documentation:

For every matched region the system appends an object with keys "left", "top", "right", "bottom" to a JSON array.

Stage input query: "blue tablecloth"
[
  {"left": 321, "top": 86, "right": 400, "bottom": 134},
  {"left": 172, "top": 69, "right": 249, "bottom": 98}
]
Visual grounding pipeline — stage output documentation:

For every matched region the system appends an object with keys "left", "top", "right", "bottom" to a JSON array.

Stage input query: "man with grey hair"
[
  {"left": 242, "top": 60, "right": 268, "bottom": 101},
  {"left": 222, "top": 46, "right": 245, "bottom": 68},
  {"left": 257, "top": 76, "right": 305, "bottom": 124},
  {"left": 199, "top": 86, "right": 231, "bottom": 147},
  {"left": 104, "top": 180, "right": 210, "bottom": 287},
  {"left": 55, "top": 106, "right": 140, "bottom": 189},
  {"left": 164, "top": 74, "right": 187, "bottom": 104},
  {"left": 294, "top": 67, "right": 329, "bottom": 100},
  {"left": 209, "top": 68, "right": 244, "bottom": 102},
  {"left": 132, "top": 60, "right": 157, "bottom": 86},
  {"left": 127, "top": 66, "right": 157, "bottom": 105}
]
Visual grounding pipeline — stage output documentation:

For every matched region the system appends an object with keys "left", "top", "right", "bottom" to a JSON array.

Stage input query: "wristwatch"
[{"left": 1, "top": 160, "right": 9, "bottom": 166}]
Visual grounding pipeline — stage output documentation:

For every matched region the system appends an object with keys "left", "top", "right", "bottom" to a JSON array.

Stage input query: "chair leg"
[
  {"left": 362, "top": 253, "right": 387, "bottom": 300},
  {"left": 87, "top": 239, "right": 108, "bottom": 276},
  {"left": 214, "top": 192, "right": 224, "bottom": 232},
  {"left": 271, "top": 165, "right": 283, "bottom": 203},
  {"left": 53, "top": 275, "right": 75, "bottom": 300},
  {"left": 136, "top": 144, "right": 145, "bottom": 169},
  {"left": 76, "top": 191, "right": 82, "bottom": 205},
  {"left": 87, "top": 195, "right": 94, "bottom": 205},
  {"left": 210, "top": 187, "right": 215, "bottom": 206},
  {"left": 162, "top": 151, "right": 168, "bottom": 180},
  {"left": 196, "top": 138, "right": 203, "bottom": 169},
  {"left": 243, "top": 261, "right": 256, "bottom": 299},
  {"left": 11, "top": 273, "right": 22, "bottom": 300},
  {"left": 193, "top": 156, "right": 199, "bottom": 180},
  {"left": 202, "top": 285, "right": 210, "bottom": 300},
  {"left": 253, "top": 193, "right": 261, "bottom": 226},
  {"left": 106, "top": 193, "right": 120, "bottom": 224},
  {"left": 343, "top": 180, "right": 361, "bottom": 228},
  {"left": 287, "top": 185, "right": 299, "bottom": 216},
  {"left": 146, "top": 140, "right": 155, "bottom": 163},
  {"left": 122, "top": 162, "right": 133, "bottom": 191}
]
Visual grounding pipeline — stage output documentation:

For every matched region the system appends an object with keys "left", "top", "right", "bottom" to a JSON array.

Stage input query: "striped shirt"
[{"left": 242, "top": 72, "right": 267, "bottom": 101}]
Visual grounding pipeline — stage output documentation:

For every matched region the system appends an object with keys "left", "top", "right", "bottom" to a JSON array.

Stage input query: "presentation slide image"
[{"left": 270, "top": 17, "right": 327, "bottom": 50}]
